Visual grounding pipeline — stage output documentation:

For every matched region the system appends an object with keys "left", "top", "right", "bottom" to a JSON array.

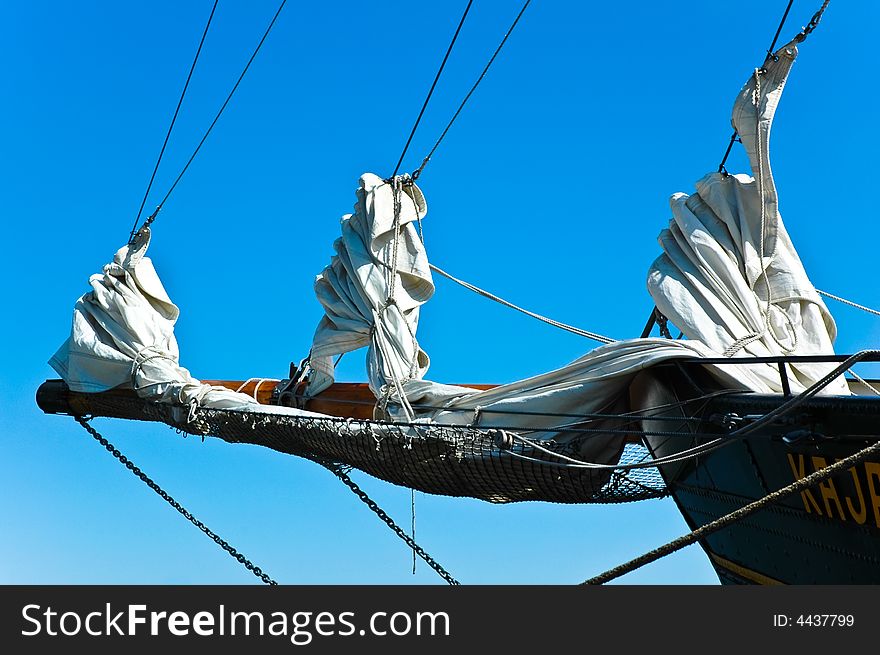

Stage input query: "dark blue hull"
[{"left": 634, "top": 366, "right": 880, "bottom": 584}]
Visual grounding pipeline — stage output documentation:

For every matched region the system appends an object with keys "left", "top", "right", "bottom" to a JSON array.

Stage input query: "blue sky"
[{"left": 2, "top": 1, "right": 878, "bottom": 585}]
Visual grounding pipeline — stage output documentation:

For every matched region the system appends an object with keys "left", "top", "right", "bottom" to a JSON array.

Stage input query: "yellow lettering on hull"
[
  {"left": 785, "top": 453, "right": 880, "bottom": 528},
  {"left": 787, "top": 453, "right": 823, "bottom": 515},
  {"left": 864, "top": 462, "right": 880, "bottom": 529},
  {"left": 844, "top": 466, "right": 868, "bottom": 525},
  {"left": 811, "top": 456, "right": 846, "bottom": 521}
]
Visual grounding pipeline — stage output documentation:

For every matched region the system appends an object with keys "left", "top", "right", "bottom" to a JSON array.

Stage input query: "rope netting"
[{"left": 79, "top": 392, "right": 668, "bottom": 504}]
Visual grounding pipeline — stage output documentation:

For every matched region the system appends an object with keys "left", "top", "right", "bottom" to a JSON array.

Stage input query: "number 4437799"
[{"left": 773, "top": 615, "right": 854, "bottom": 627}]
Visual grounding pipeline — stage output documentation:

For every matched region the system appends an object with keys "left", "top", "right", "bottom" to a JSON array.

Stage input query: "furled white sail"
[
  {"left": 49, "top": 228, "right": 322, "bottom": 416},
  {"left": 49, "top": 36, "right": 846, "bottom": 465},
  {"left": 304, "top": 37, "right": 846, "bottom": 466},
  {"left": 308, "top": 173, "right": 433, "bottom": 401},
  {"left": 647, "top": 37, "right": 847, "bottom": 394}
]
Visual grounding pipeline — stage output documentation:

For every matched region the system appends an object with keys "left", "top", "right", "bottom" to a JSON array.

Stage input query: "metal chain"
[
  {"left": 796, "top": 0, "right": 831, "bottom": 42},
  {"left": 317, "top": 459, "right": 460, "bottom": 585},
  {"left": 74, "top": 416, "right": 277, "bottom": 585}
]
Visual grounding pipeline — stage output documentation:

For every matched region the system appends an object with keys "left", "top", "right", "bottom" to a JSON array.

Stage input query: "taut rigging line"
[
  {"left": 128, "top": 0, "right": 219, "bottom": 244},
  {"left": 130, "top": 0, "right": 289, "bottom": 241}
]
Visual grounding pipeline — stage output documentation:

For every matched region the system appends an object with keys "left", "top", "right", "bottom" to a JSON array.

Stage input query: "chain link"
[
  {"left": 317, "top": 458, "right": 460, "bottom": 585},
  {"left": 74, "top": 416, "right": 277, "bottom": 585},
  {"left": 797, "top": 0, "right": 830, "bottom": 42}
]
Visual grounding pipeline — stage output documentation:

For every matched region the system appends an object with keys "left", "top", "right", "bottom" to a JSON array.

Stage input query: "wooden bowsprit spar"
[
  {"left": 36, "top": 375, "right": 665, "bottom": 503},
  {"left": 36, "top": 379, "right": 495, "bottom": 422}
]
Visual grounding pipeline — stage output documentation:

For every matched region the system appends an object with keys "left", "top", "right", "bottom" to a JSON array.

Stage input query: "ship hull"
[{"left": 632, "top": 366, "right": 880, "bottom": 584}]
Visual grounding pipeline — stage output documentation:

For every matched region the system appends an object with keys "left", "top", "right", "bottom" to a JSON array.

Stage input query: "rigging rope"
[
  {"left": 132, "top": 0, "right": 288, "bottom": 239},
  {"left": 582, "top": 437, "right": 880, "bottom": 585},
  {"left": 292, "top": 389, "right": 719, "bottom": 424},
  {"left": 501, "top": 351, "right": 878, "bottom": 472},
  {"left": 847, "top": 369, "right": 880, "bottom": 396},
  {"left": 391, "top": 0, "right": 474, "bottom": 179},
  {"left": 74, "top": 416, "right": 277, "bottom": 585},
  {"left": 766, "top": 0, "right": 796, "bottom": 59},
  {"left": 718, "top": 0, "right": 831, "bottom": 174},
  {"left": 412, "top": 0, "right": 532, "bottom": 180},
  {"left": 816, "top": 289, "right": 880, "bottom": 318},
  {"left": 128, "top": 0, "right": 220, "bottom": 244},
  {"left": 430, "top": 263, "right": 614, "bottom": 344}
]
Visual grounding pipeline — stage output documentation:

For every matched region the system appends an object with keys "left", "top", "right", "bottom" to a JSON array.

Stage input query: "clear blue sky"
[{"left": 2, "top": 1, "right": 878, "bottom": 585}]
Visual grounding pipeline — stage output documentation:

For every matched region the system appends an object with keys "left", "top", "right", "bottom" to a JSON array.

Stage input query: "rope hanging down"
[
  {"left": 128, "top": 1, "right": 220, "bottom": 244},
  {"left": 430, "top": 263, "right": 614, "bottom": 344},
  {"left": 316, "top": 458, "right": 460, "bottom": 585},
  {"left": 132, "top": 0, "right": 288, "bottom": 240},
  {"left": 391, "top": 0, "right": 474, "bottom": 179},
  {"left": 413, "top": 0, "right": 531, "bottom": 181},
  {"left": 718, "top": 0, "right": 831, "bottom": 174},
  {"left": 74, "top": 416, "right": 277, "bottom": 584}
]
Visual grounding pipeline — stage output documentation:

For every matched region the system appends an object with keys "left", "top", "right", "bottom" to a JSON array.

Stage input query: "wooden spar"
[
  {"left": 35, "top": 379, "right": 646, "bottom": 446},
  {"left": 36, "top": 379, "right": 497, "bottom": 421},
  {"left": 202, "top": 379, "right": 497, "bottom": 419}
]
